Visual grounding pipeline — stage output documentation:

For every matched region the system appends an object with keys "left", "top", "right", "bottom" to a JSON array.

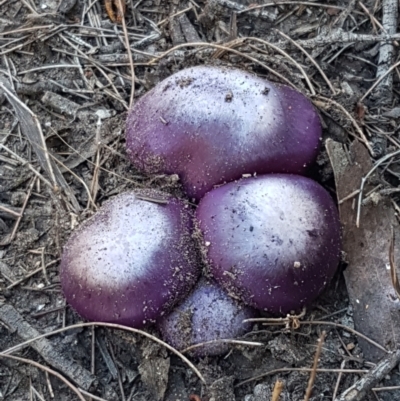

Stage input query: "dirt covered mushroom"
[
  {"left": 60, "top": 190, "right": 200, "bottom": 328},
  {"left": 195, "top": 175, "right": 341, "bottom": 314},
  {"left": 157, "top": 279, "right": 257, "bottom": 357},
  {"left": 126, "top": 66, "right": 322, "bottom": 200}
]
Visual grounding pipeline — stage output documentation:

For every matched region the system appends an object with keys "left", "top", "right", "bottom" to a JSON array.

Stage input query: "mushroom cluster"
[{"left": 60, "top": 66, "right": 341, "bottom": 356}]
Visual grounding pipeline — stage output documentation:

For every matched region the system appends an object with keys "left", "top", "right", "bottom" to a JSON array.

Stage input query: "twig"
[
  {"left": 0, "top": 25, "right": 55, "bottom": 36},
  {"left": 45, "top": 371, "right": 54, "bottom": 399},
  {"left": 332, "top": 360, "right": 347, "bottom": 400},
  {"left": 247, "top": 37, "right": 315, "bottom": 95},
  {"left": 78, "top": 389, "right": 109, "bottom": 401},
  {"left": 370, "top": 0, "right": 398, "bottom": 103},
  {"left": 6, "top": 260, "right": 58, "bottom": 290},
  {"left": 41, "top": 91, "right": 89, "bottom": 118},
  {"left": 0, "top": 302, "right": 95, "bottom": 390},
  {"left": 108, "top": 340, "right": 126, "bottom": 401},
  {"left": 208, "top": 0, "right": 277, "bottom": 21},
  {"left": 134, "top": 194, "right": 169, "bottom": 204},
  {"left": 20, "top": 0, "right": 38, "bottom": 15},
  {"left": 0, "top": 177, "right": 36, "bottom": 246},
  {"left": 181, "top": 339, "right": 263, "bottom": 353},
  {"left": 272, "top": 380, "right": 284, "bottom": 401},
  {"left": 91, "top": 327, "right": 96, "bottom": 375},
  {"left": 315, "top": 95, "right": 375, "bottom": 156},
  {"left": 358, "top": 2, "right": 385, "bottom": 34},
  {"left": 47, "top": 148, "right": 97, "bottom": 210},
  {"left": 0, "top": 81, "right": 57, "bottom": 186},
  {"left": 237, "top": 2, "right": 353, "bottom": 15},
  {"left": 90, "top": 119, "right": 102, "bottom": 206},
  {"left": 40, "top": 247, "right": 50, "bottom": 286},
  {"left": 105, "top": 0, "right": 126, "bottom": 22},
  {"left": 31, "top": 385, "right": 45, "bottom": 401},
  {"left": 31, "top": 305, "right": 66, "bottom": 318},
  {"left": 1, "top": 321, "right": 206, "bottom": 384},
  {"left": 244, "top": 318, "right": 388, "bottom": 353},
  {"left": 96, "top": 335, "right": 118, "bottom": 379},
  {"left": 0, "top": 353, "right": 86, "bottom": 401},
  {"left": 277, "top": 29, "right": 400, "bottom": 50},
  {"left": 236, "top": 367, "right": 369, "bottom": 388},
  {"left": 333, "top": 0, "right": 357, "bottom": 28},
  {"left": 0, "top": 144, "right": 53, "bottom": 189},
  {"left": 50, "top": 128, "right": 145, "bottom": 187},
  {"left": 373, "top": 385, "right": 400, "bottom": 392},
  {"left": 335, "top": 349, "right": 400, "bottom": 401},
  {"left": 17, "top": 64, "right": 83, "bottom": 75},
  {"left": 58, "top": 34, "right": 128, "bottom": 109},
  {"left": 117, "top": 0, "right": 135, "bottom": 108},
  {"left": 0, "top": 204, "right": 20, "bottom": 218},
  {"left": 360, "top": 59, "right": 400, "bottom": 103},
  {"left": 157, "top": 5, "right": 193, "bottom": 26},
  {"left": 275, "top": 29, "right": 336, "bottom": 95},
  {"left": 148, "top": 41, "right": 297, "bottom": 88},
  {"left": 304, "top": 331, "right": 326, "bottom": 401},
  {"left": 339, "top": 189, "right": 361, "bottom": 204}
]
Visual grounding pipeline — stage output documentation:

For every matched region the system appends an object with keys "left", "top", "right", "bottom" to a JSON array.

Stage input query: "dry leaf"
[
  {"left": 326, "top": 139, "right": 400, "bottom": 362},
  {"left": 389, "top": 227, "right": 400, "bottom": 300},
  {"left": 139, "top": 341, "right": 170, "bottom": 401}
]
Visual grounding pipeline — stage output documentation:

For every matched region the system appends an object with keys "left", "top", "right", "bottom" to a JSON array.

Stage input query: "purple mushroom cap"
[
  {"left": 157, "top": 280, "right": 257, "bottom": 357},
  {"left": 126, "top": 66, "right": 322, "bottom": 200},
  {"left": 195, "top": 175, "right": 341, "bottom": 314},
  {"left": 60, "top": 190, "right": 200, "bottom": 328}
]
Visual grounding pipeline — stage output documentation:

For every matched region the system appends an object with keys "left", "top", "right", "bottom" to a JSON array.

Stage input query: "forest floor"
[{"left": 1, "top": 0, "right": 400, "bottom": 400}]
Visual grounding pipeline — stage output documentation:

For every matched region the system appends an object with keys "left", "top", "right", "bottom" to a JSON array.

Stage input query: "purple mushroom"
[
  {"left": 195, "top": 175, "right": 341, "bottom": 314},
  {"left": 60, "top": 190, "right": 200, "bottom": 328},
  {"left": 157, "top": 279, "right": 257, "bottom": 357},
  {"left": 126, "top": 66, "right": 322, "bottom": 200}
]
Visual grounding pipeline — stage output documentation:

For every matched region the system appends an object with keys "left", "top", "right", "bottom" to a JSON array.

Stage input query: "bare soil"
[{"left": 0, "top": 0, "right": 400, "bottom": 400}]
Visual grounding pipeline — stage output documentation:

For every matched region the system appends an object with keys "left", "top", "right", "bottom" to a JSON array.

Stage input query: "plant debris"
[{"left": 1, "top": 0, "right": 400, "bottom": 400}]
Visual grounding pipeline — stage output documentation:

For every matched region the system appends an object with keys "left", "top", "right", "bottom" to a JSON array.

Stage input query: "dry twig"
[
  {"left": 105, "top": 0, "right": 126, "bottom": 23},
  {"left": 272, "top": 380, "right": 284, "bottom": 401},
  {"left": 244, "top": 318, "right": 388, "bottom": 353},
  {"left": 274, "top": 29, "right": 336, "bottom": 95},
  {"left": 148, "top": 41, "right": 296, "bottom": 88},
  {"left": 1, "top": 321, "right": 206, "bottom": 384},
  {"left": 0, "top": 353, "right": 86, "bottom": 401},
  {"left": 315, "top": 95, "right": 375, "bottom": 156},
  {"left": 181, "top": 339, "right": 263, "bottom": 354},
  {"left": 0, "top": 302, "right": 95, "bottom": 390},
  {"left": 335, "top": 349, "right": 400, "bottom": 401},
  {"left": 304, "top": 331, "right": 326, "bottom": 401},
  {"left": 370, "top": 0, "right": 398, "bottom": 103},
  {"left": 236, "top": 367, "right": 369, "bottom": 388},
  {"left": 0, "top": 177, "right": 35, "bottom": 246},
  {"left": 117, "top": 0, "right": 135, "bottom": 108}
]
